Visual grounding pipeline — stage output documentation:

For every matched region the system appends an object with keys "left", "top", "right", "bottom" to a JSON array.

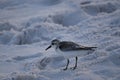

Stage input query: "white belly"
[{"left": 56, "top": 48, "right": 91, "bottom": 59}]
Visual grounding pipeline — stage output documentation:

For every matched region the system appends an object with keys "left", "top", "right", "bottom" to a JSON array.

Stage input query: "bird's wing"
[{"left": 59, "top": 41, "right": 97, "bottom": 51}]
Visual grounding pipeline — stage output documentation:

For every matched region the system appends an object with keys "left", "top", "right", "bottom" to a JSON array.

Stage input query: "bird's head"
[{"left": 45, "top": 39, "right": 60, "bottom": 51}]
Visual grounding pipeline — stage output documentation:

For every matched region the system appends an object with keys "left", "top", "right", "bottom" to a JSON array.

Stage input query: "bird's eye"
[{"left": 52, "top": 43, "right": 54, "bottom": 45}]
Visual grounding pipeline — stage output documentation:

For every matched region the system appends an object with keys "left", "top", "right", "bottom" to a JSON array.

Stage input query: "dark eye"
[{"left": 52, "top": 43, "right": 54, "bottom": 45}]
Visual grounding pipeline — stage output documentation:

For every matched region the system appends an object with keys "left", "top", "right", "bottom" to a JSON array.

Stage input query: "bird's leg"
[
  {"left": 72, "top": 56, "right": 78, "bottom": 70},
  {"left": 63, "top": 59, "right": 69, "bottom": 70}
]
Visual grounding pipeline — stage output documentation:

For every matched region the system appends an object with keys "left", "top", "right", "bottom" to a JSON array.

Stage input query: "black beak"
[{"left": 45, "top": 45, "right": 52, "bottom": 51}]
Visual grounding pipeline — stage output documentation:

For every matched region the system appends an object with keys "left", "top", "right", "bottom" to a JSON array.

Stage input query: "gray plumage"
[{"left": 58, "top": 41, "right": 97, "bottom": 51}]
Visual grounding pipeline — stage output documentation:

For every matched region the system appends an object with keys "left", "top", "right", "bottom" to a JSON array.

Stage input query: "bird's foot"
[
  {"left": 63, "top": 67, "right": 68, "bottom": 71},
  {"left": 70, "top": 66, "right": 77, "bottom": 70}
]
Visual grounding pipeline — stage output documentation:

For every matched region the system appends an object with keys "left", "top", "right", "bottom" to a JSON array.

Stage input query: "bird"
[{"left": 45, "top": 39, "right": 97, "bottom": 70}]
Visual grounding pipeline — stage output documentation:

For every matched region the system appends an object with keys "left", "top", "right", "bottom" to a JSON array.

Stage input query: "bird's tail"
[
  {"left": 91, "top": 47, "right": 97, "bottom": 48},
  {"left": 90, "top": 47, "right": 97, "bottom": 51}
]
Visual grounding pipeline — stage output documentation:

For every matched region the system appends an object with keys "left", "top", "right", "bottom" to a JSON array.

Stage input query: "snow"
[{"left": 0, "top": 0, "right": 120, "bottom": 80}]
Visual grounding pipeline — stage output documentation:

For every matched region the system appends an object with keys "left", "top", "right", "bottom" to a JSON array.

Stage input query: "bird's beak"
[{"left": 45, "top": 45, "right": 52, "bottom": 51}]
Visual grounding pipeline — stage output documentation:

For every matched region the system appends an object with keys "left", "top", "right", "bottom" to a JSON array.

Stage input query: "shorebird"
[{"left": 45, "top": 39, "right": 97, "bottom": 70}]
